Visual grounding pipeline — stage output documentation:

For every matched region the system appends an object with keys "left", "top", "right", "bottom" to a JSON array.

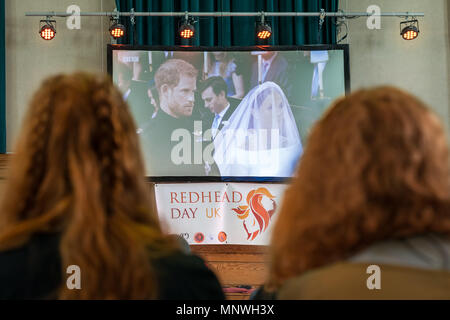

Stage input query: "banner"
[{"left": 155, "top": 183, "right": 288, "bottom": 245}]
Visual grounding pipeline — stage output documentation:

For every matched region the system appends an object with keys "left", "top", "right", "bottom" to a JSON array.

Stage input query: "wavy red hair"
[
  {"left": 268, "top": 87, "right": 450, "bottom": 290},
  {"left": 0, "top": 72, "right": 177, "bottom": 299}
]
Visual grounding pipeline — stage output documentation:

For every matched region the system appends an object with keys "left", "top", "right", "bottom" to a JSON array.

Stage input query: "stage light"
[
  {"left": 179, "top": 21, "right": 195, "bottom": 39},
  {"left": 256, "top": 22, "right": 272, "bottom": 40},
  {"left": 400, "top": 19, "right": 419, "bottom": 40},
  {"left": 109, "top": 20, "right": 126, "bottom": 39},
  {"left": 39, "top": 19, "right": 56, "bottom": 40},
  {"left": 179, "top": 13, "right": 195, "bottom": 40}
]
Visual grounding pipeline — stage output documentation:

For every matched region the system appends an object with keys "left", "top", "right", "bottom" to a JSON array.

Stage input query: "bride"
[{"left": 213, "top": 81, "right": 303, "bottom": 177}]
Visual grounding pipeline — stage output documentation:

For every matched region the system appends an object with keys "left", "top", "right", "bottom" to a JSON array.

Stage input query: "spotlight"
[
  {"left": 179, "top": 15, "right": 195, "bottom": 39},
  {"left": 109, "top": 19, "right": 126, "bottom": 39},
  {"left": 256, "top": 22, "right": 272, "bottom": 40},
  {"left": 256, "top": 13, "right": 272, "bottom": 41},
  {"left": 400, "top": 19, "right": 419, "bottom": 40},
  {"left": 179, "top": 22, "right": 194, "bottom": 39},
  {"left": 39, "top": 18, "right": 56, "bottom": 41}
]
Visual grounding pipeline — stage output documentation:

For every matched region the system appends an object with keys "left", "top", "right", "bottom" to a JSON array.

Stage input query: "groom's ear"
[{"left": 160, "top": 84, "right": 170, "bottom": 97}]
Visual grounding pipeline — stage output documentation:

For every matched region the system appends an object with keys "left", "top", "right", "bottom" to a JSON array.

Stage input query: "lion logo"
[{"left": 232, "top": 187, "right": 276, "bottom": 241}]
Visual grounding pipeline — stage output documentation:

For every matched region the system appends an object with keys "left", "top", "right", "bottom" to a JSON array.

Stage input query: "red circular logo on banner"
[
  {"left": 194, "top": 232, "right": 204, "bottom": 243},
  {"left": 218, "top": 231, "right": 227, "bottom": 243}
]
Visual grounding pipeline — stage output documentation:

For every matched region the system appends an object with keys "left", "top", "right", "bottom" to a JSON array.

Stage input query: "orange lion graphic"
[{"left": 232, "top": 187, "right": 277, "bottom": 241}]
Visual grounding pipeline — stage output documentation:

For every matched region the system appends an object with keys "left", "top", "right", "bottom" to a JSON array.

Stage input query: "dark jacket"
[
  {"left": 200, "top": 97, "right": 240, "bottom": 176},
  {"left": 0, "top": 233, "right": 225, "bottom": 300},
  {"left": 203, "top": 97, "right": 241, "bottom": 136},
  {"left": 250, "top": 54, "right": 292, "bottom": 103},
  {"left": 140, "top": 110, "right": 216, "bottom": 177}
]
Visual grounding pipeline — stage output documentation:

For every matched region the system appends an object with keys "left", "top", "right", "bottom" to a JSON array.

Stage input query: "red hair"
[
  {"left": 268, "top": 87, "right": 450, "bottom": 290},
  {"left": 0, "top": 72, "right": 177, "bottom": 299}
]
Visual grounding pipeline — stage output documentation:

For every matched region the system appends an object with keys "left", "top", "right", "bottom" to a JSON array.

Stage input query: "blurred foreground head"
[
  {"left": 0, "top": 72, "right": 174, "bottom": 299},
  {"left": 268, "top": 86, "right": 450, "bottom": 290}
]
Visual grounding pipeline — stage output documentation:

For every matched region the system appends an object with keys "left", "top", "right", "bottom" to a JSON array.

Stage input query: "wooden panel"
[
  {"left": 0, "top": 154, "right": 9, "bottom": 176},
  {"left": 225, "top": 293, "right": 252, "bottom": 300},
  {"left": 192, "top": 245, "right": 269, "bottom": 287},
  {"left": 208, "top": 261, "right": 267, "bottom": 286},
  {"left": 191, "top": 244, "right": 269, "bottom": 255},
  {"left": 0, "top": 154, "right": 10, "bottom": 201},
  {"left": 198, "top": 252, "right": 268, "bottom": 263}
]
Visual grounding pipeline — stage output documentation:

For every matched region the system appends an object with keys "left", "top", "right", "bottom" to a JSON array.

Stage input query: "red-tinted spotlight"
[
  {"left": 39, "top": 20, "right": 56, "bottom": 40},
  {"left": 256, "top": 23, "right": 272, "bottom": 40},
  {"left": 400, "top": 19, "right": 420, "bottom": 41},
  {"left": 401, "top": 26, "right": 419, "bottom": 40},
  {"left": 109, "top": 23, "right": 126, "bottom": 39},
  {"left": 179, "top": 23, "right": 195, "bottom": 39}
]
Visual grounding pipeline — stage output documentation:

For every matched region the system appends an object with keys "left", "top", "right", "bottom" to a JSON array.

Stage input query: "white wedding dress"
[{"left": 213, "top": 82, "right": 303, "bottom": 177}]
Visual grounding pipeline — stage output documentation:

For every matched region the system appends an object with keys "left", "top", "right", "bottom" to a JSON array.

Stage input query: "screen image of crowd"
[{"left": 112, "top": 50, "right": 346, "bottom": 177}]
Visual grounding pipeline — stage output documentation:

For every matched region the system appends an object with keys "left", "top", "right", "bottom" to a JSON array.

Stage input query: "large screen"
[{"left": 108, "top": 45, "right": 349, "bottom": 181}]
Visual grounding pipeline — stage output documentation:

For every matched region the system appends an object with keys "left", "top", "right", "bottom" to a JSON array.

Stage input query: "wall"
[
  {"left": 340, "top": 0, "right": 450, "bottom": 137},
  {"left": 5, "top": 0, "right": 116, "bottom": 151},
  {"left": 6, "top": 0, "right": 450, "bottom": 148}
]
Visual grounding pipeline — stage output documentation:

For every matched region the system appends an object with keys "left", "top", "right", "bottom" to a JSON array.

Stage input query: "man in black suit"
[
  {"left": 250, "top": 51, "right": 293, "bottom": 103},
  {"left": 199, "top": 76, "right": 240, "bottom": 140},
  {"left": 140, "top": 59, "right": 215, "bottom": 177}
]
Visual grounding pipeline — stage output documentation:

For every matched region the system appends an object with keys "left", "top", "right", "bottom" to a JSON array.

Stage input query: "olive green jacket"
[
  {"left": 278, "top": 235, "right": 450, "bottom": 300},
  {"left": 278, "top": 262, "right": 450, "bottom": 300}
]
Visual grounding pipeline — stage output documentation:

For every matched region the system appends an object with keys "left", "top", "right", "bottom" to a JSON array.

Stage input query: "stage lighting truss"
[
  {"left": 26, "top": 10, "right": 425, "bottom": 44},
  {"left": 400, "top": 19, "right": 419, "bottom": 40},
  {"left": 179, "top": 14, "right": 196, "bottom": 39},
  {"left": 39, "top": 18, "right": 56, "bottom": 40}
]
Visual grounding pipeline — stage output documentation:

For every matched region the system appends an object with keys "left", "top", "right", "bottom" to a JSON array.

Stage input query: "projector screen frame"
[{"left": 107, "top": 44, "right": 350, "bottom": 183}]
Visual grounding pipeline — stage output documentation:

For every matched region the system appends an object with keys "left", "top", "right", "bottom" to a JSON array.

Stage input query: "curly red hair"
[
  {"left": 267, "top": 87, "right": 450, "bottom": 290},
  {"left": 0, "top": 73, "right": 177, "bottom": 299}
]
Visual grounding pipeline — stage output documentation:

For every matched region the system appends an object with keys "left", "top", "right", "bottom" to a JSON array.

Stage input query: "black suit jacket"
[
  {"left": 203, "top": 97, "right": 240, "bottom": 137},
  {"left": 200, "top": 98, "right": 240, "bottom": 177},
  {"left": 140, "top": 110, "right": 213, "bottom": 177},
  {"left": 250, "top": 54, "right": 292, "bottom": 102}
]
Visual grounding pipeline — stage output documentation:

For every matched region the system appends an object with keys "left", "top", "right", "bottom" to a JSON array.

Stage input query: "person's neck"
[
  {"left": 216, "top": 101, "right": 230, "bottom": 115},
  {"left": 263, "top": 52, "right": 277, "bottom": 62},
  {"left": 160, "top": 102, "right": 178, "bottom": 119}
]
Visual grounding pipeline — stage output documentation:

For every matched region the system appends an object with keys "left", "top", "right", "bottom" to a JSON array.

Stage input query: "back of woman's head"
[
  {"left": 0, "top": 72, "right": 174, "bottom": 299},
  {"left": 268, "top": 86, "right": 450, "bottom": 290}
]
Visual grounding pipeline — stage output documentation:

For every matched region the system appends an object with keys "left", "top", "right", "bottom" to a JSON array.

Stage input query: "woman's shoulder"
[
  {"left": 151, "top": 250, "right": 225, "bottom": 300},
  {"left": 152, "top": 249, "right": 208, "bottom": 272},
  {"left": 277, "top": 261, "right": 450, "bottom": 300},
  {"left": 0, "top": 233, "right": 61, "bottom": 299},
  {"left": 0, "top": 234, "right": 225, "bottom": 300}
]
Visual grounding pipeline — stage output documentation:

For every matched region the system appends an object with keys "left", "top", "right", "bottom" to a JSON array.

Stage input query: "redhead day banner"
[{"left": 154, "top": 183, "right": 288, "bottom": 245}]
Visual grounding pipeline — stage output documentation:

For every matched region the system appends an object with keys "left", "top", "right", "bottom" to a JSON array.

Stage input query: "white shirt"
[
  {"left": 211, "top": 103, "right": 230, "bottom": 138},
  {"left": 212, "top": 103, "right": 230, "bottom": 130}
]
